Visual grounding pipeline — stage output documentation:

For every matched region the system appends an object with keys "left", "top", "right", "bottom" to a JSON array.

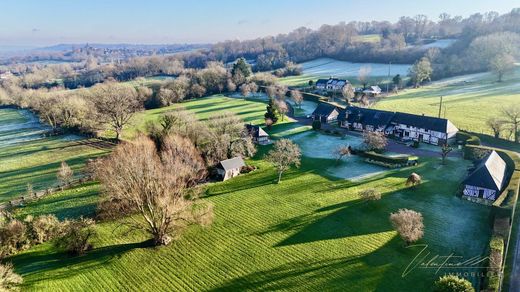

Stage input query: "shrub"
[
  {"left": 390, "top": 209, "right": 424, "bottom": 245},
  {"left": 55, "top": 218, "right": 96, "bottom": 256},
  {"left": 240, "top": 165, "right": 256, "bottom": 174},
  {"left": 0, "top": 220, "right": 29, "bottom": 258},
  {"left": 359, "top": 189, "right": 381, "bottom": 201},
  {"left": 29, "top": 215, "right": 62, "bottom": 244},
  {"left": 0, "top": 262, "right": 23, "bottom": 291},
  {"left": 456, "top": 131, "right": 481, "bottom": 146},
  {"left": 57, "top": 161, "right": 74, "bottom": 187},
  {"left": 363, "top": 151, "right": 410, "bottom": 166},
  {"left": 312, "top": 120, "right": 321, "bottom": 130},
  {"left": 324, "top": 129, "right": 332, "bottom": 134},
  {"left": 433, "top": 275, "right": 474, "bottom": 292},
  {"left": 406, "top": 173, "right": 422, "bottom": 187}
]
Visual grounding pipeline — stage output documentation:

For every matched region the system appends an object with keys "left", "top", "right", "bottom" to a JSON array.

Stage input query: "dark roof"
[
  {"left": 218, "top": 157, "right": 245, "bottom": 171},
  {"left": 312, "top": 103, "right": 338, "bottom": 117},
  {"left": 463, "top": 151, "right": 508, "bottom": 192},
  {"left": 316, "top": 79, "right": 329, "bottom": 86},
  {"left": 246, "top": 124, "right": 269, "bottom": 138},
  {"left": 391, "top": 112, "right": 455, "bottom": 133},
  {"left": 339, "top": 106, "right": 395, "bottom": 129}
]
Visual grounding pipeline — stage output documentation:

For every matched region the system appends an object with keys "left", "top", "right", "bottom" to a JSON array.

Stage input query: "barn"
[
  {"left": 311, "top": 103, "right": 340, "bottom": 124},
  {"left": 462, "top": 151, "right": 509, "bottom": 203}
]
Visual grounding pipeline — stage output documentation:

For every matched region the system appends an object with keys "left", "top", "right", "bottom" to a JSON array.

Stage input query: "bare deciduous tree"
[
  {"left": 95, "top": 136, "right": 213, "bottom": 246},
  {"left": 486, "top": 117, "right": 505, "bottom": 139},
  {"left": 0, "top": 262, "right": 23, "bottom": 290},
  {"left": 290, "top": 90, "right": 303, "bottom": 109},
  {"left": 266, "top": 139, "right": 301, "bottom": 183},
  {"left": 57, "top": 161, "right": 74, "bottom": 187},
  {"left": 502, "top": 106, "right": 520, "bottom": 143},
  {"left": 358, "top": 66, "right": 372, "bottom": 89},
  {"left": 440, "top": 144, "right": 453, "bottom": 165},
  {"left": 92, "top": 82, "right": 142, "bottom": 140},
  {"left": 390, "top": 208, "right": 424, "bottom": 245},
  {"left": 363, "top": 131, "right": 387, "bottom": 152},
  {"left": 341, "top": 83, "right": 355, "bottom": 105},
  {"left": 276, "top": 100, "right": 289, "bottom": 121},
  {"left": 333, "top": 145, "right": 351, "bottom": 164}
]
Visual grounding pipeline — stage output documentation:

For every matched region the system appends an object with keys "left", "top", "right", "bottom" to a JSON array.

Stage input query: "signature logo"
[{"left": 402, "top": 244, "right": 496, "bottom": 278}]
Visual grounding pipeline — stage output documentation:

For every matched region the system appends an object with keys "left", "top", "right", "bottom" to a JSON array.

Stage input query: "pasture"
[
  {"left": 279, "top": 58, "right": 411, "bottom": 87},
  {"left": 373, "top": 69, "right": 520, "bottom": 136},
  {"left": 7, "top": 95, "right": 491, "bottom": 291},
  {"left": 0, "top": 108, "right": 109, "bottom": 203}
]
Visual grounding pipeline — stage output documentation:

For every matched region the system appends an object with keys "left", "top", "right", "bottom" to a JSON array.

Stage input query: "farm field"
[
  {"left": 122, "top": 94, "right": 302, "bottom": 139},
  {"left": 0, "top": 108, "right": 110, "bottom": 203},
  {"left": 373, "top": 69, "right": 520, "bottom": 136},
  {"left": 7, "top": 95, "right": 492, "bottom": 291},
  {"left": 279, "top": 58, "right": 411, "bottom": 87}
]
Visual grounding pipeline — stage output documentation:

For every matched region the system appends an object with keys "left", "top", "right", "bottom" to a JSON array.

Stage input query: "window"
[{"left": 478, "top": 189, "right": 484, "bottom": 197}]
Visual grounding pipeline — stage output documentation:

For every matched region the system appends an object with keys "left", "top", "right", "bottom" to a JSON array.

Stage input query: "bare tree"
[
  {"left": 486, "top": 117, "right": 505, "bottom": 139},
  {"left": 55, "top": 217, "right": 96, "bottom": 255},
  {"left": 266, "top": 139, "right": 301, "bottom": 183},
  {"left": 390, "top": 209, "right": 424, "bottom": 245},
  {"left": 333, "top": 145, "right": 351, "bottom": 164},
  {"left": 363, "top": 131, "right": 387, "bottom": 152},
  {"left": 440, "top": 144, "right": 453, "bottom": 165},
  {"left": 358, "top": 66, "right": 372, "bottom": 89},
  {"left": 502, "top": 106, "right": 520, "bottom": 142},
  {"left": 95, "top": 135, "right": 213, "bottom": 246},
  {"left": 239, "top": 83, "right": 251, "bottom": 97},
  {"left": 0, "top": 262, "right": 23, "bottom": 290},
  {"left": 57, "top": 161, "right": 74, "bottom": 187},
  {"left": 290, "top": 90, "right": 303, "bottom": 109},
  {"left": 92, "top": 82, "right": 142, "bottom": 140},
  {"left": 489, "top": 53, "right": 515, "bottom": 82},
  {"left": 341, "top": 83, "right": 355, "bottom": 105},
  {"left": 276, "top": 100, "right": 289, "bottom": 121}
]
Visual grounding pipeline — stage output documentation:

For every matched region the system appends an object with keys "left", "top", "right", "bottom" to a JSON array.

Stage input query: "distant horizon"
[{"left": 1, "top": 0, "right": 518, "bottom": 47}]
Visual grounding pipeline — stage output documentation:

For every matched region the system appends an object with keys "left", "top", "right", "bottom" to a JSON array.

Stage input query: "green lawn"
[
  {"left": 373, "top": 70, "right": 520, "bottom": 136},
  {"left": 121, "top": 94, "right": 297, "bottom": 139},
  {"left": 4, "top": 96, "right": 493, "bottom": 291},
  {"left": 0, "top": 108, "right": 109, "bottom": 203},
  {"left": 10, "top": 154, "right": 490, "bottom": 291}
]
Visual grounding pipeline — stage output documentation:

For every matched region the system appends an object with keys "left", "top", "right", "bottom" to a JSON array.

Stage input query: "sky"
[{"left": 0, "top": 0, "right": 518, "bottom": 47}]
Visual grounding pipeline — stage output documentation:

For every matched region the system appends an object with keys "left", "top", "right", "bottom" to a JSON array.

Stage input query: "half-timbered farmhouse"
[
  {"left": 246, "top": 124, "right": 270, "bottom": 145},
  {"left": 337, "top": 105, "right": 458, "bottom": 145},
  {"left": 315, "top": 78, "right": 349, "bottom": 92},
  {"left": 462, "top": 151, "right": 509, "bottom": 203}
]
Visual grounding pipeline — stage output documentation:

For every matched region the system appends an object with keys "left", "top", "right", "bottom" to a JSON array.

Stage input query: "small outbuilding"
[
  {"left": 216, "top": 157, "right": 246, "bottom": 181},
  {"left": 311, "top": 103, "right": 340, "bottom": 124},
  {"left": 246, "top": 124, "right": 270, "bottom": 145},
  {"left": 462, "top": 151, "right": 509, "bottom": 203}
]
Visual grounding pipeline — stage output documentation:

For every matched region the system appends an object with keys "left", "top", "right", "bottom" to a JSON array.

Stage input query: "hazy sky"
[{"left": 0, "top": 0, "right": 518, "bottom": 46}]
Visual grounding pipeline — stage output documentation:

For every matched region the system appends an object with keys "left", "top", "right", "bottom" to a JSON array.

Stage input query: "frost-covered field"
[
  {"left": 419, "top": 39, "right": 457, "bottom": 49},
  {"left": 291, "top": 131, "right": 387, "bottom": 180},
  {"left": 374, "top": 68, "right": 520, "bottom": 135},
  {"left": 280, "top": 58, "right": 411, "bottom": 86}
]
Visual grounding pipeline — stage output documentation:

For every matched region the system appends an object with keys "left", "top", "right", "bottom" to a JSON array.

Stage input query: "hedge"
[
  {"left": 456, "top": 131, "right": 481, "bottom": 146},
  {"left": 362, "top": 151, "right": 414, "bottom": 167}
]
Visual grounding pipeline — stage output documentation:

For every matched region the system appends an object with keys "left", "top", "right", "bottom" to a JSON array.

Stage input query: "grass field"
[
  {"left": 121, "top": 94, "right": 299, "bottom": 139},
  {"left": 279, "top": 58, "right": 411, "bottom": 87},
  {"left": 5, "top": 95, "right": 493, "bottom": 291},
  {"left": 0, "top": 108, "right": 109, "bottom": 203},
  {"left": 373, "top": 69, "right": 520, "bottom": 136}
]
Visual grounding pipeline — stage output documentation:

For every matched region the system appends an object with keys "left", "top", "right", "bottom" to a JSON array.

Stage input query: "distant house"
[
  {"left": 363, "top": 86, "right": 382, "bottom": 96},
  {"left": 389, "top": 112, "right": 458, "bottom": 145},
  {"left": 246, "top": 124, "right": 270, "bottom": 145},
  {"left": 316, "top": 78, "right": 349, "bottom": 92},
  {"left": 216, "top": 157, "right": 245, "bottom": 181},
  {"left": 462, "top": 151, "right": 509, "bottom": 203},
  {"left": 0, "top": 71, "right": 13, "bottom": 80},
  {"left": 337, "top": 106, "right": 458, "bottom": 145},
  {"left": 338, "top": 107, "right": 395, "bottom": 132},
  {"left": 311, "top": 103, "right": 340, "bottom": 124}
]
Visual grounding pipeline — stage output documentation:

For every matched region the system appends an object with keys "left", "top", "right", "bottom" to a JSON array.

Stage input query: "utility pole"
[
  {"left": 438, "top": 96, "right": 443, "bottom": 118},
  {"left": 386, "top": 61, "right": 392, "bottom": 94}
]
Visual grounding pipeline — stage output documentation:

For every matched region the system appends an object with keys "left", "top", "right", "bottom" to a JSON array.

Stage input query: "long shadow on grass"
[
  {"left": 211, "top": 236, "right": 435, "bottom": 291},
  {"left": 12, "top": 240, "right": 152, "bottom": 286}
]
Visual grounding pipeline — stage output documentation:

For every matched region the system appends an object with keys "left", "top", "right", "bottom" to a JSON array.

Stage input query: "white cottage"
[
  {"left": 462, "top": 151, "right": 508, "bottom": 203},
  {"left": 216, "top": 157, "right": 246, "bottom": 181}
]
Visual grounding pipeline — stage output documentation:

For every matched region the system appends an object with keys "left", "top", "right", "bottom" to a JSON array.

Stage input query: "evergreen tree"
[
  {"left": 265, "top": 97, "right": 279, "bottom": 124},
  {"left": 232, "top": 58, "right": 252, "bottom": 80}
]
